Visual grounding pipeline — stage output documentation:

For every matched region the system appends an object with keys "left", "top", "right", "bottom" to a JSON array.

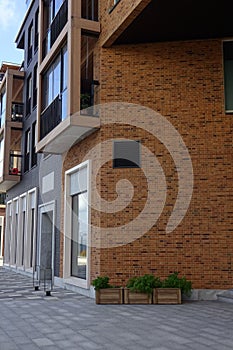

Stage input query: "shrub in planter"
[
  {"left": 154, "top": 272, "right": 192, "bottom": 304},
  {"left": 125, "top": 274, "right": 161, "bottom": 304},
  {"left": 92, "top": 276, "right": 123, "bottom": 304}
]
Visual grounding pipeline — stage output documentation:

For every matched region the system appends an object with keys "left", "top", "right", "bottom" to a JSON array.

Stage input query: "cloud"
[{"left": 0, "top": 0, "right": 17, "bottom": 30}]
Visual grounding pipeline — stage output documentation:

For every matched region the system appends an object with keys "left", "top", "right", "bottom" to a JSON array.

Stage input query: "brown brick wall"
[{"left": 61, "top": 38, "right": 233, "bottom": 290}]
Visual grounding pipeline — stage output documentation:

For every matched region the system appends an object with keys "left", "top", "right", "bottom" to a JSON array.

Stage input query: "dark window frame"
[{"left": 24, "top": 128, "right": 31, "bottom": 172}]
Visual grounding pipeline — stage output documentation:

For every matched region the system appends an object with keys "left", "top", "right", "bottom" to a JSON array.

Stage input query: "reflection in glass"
[{"left": 71, "top": 192, "right": 88, "bottom": 279}]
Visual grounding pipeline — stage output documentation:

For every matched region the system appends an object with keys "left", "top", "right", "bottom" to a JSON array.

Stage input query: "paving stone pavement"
[{"left": 0, "top": 267, "right": 233, "bottom": 350}]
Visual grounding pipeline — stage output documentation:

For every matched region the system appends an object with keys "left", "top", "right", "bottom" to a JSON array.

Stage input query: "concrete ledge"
[
  {"left": 54, "top": 276, "right": 95, "bottom": 299},
  {"left": 183, "top": 289, "right": 227, "bottom": 301}
]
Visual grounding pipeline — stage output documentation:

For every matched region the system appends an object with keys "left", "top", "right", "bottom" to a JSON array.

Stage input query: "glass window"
[
  {"left": 33, "top": 64, "right": 38, "bottom": 108},
  {"left": 70, "top": 165, "right": 88, "bottom": 280},
  {"left": 0, "top": 138, "right": 4, "bottom": 178},
  {"left": 54, "top": 0, "right": 64, "bottom": 17},
  {"left": 31, "top": 122, "right": 37, "bottom": 167},
  {"left": 26, "top": 75, "right": 32, "bottom": 115},
  {"left": 53, "top": 57, "right": 61, "bottom": 99},
  {"left": 42, "top": 45, "right": 67, "bottom": 116},
  {"left": 224, "top": 41, "right": 233, "bottom": 111},
  {"left": 24, "top": 129, "right": 30, "bottom": 172},
  {"left": 0, "top": 90, "right": 6, "bottom": 127},
  {"left": 34, "top": 8, "right": 39, "bottom": 50}
]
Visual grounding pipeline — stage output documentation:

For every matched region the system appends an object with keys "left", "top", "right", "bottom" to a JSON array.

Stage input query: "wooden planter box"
[
  {"left": 124, "top": 288, "right": 152, "bottom": 304},
  {"left": 153, "top": 288, "right": 181, "bottom": 304},
  {"left": 95, "top": 288, "right": 124, "bottom": 304}
]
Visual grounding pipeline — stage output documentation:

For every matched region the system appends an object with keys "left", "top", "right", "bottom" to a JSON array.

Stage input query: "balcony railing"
[
  {"left": 42, "top": 0, "right": 68, "bottom": 59},
  {"left": 9, "top": 151, "right": 22, "bottom": 176},
  {"left": 80, "top": 79, "right": 99, "bottom": 116},
  {"left": 40, "top": 95, "right": 62, "bottom": 140},
  {"left": 82, "top": 0, "right": 98, "bottom": 21},
  {"left": 11, "top": 103, "right": 23, "bottom": 122}
]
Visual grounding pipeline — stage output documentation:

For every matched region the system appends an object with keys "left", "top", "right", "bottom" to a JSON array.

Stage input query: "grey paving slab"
[{"left": 1, "top": 267, "right": 233, "bottom": 350}]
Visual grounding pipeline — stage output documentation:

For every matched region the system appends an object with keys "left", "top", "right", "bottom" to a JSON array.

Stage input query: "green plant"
[
  {"left": 92, "top": 276, "right": 111, "bottom": 290},
  {"left": 162, "top": 272, "right": 192, "bottom": 296},
  {"left": 80, "top": 93, "right": 91, "bottom": 110},
  {"left": 126, "top": 274, "right": 162, "bottom": 295}
]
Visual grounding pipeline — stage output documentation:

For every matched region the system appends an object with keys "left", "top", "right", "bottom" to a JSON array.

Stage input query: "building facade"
[
  {"left": 3, "top": 0, "right": 233, "bottom": 298},
  {"left": 2, "top": 0, "right": 62, "bottom": 281}
]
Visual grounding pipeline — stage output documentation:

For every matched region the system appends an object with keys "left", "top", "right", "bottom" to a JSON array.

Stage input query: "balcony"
[
  {"left": 42, "top": 0, "right": 68, "bottom": 60},
  {"left": 9, "top": 151, "right": 22, "bottom": 176},
  {"left": 0, "top": 151, "right": 22, "bottom": 192},
  {"left": 37, "top": 94, "right": 100, "bottom": 154},
  {"left": 11, "top": 103, "right": 23, "bottom": 122}
]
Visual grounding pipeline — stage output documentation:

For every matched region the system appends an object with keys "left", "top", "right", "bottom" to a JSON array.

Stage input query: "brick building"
[{"left": 3, "top": 0, "right": 233, "bottom": 299}]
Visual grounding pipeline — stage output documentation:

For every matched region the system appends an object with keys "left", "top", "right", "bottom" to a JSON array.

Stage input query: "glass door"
[{"left": 71, "top": 192, "right": 88, "bottom": 279}]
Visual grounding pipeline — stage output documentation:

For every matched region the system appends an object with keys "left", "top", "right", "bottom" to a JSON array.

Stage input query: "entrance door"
[{"left": 38, "top": 202, "right": 55, "bottom": 282}]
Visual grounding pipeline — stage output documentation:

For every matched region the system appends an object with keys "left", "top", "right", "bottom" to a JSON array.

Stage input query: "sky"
[{"left": 0, "top": 0, "right": 28, "bottom": 65}]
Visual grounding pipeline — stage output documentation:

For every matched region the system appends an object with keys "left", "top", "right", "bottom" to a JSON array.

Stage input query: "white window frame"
[
  {"left": 63, "top": 160, "right": 91, "bottom": 289},
  {"left": 25, "top": 187, "right": 37, "bottom": 270},
  {"left": 4, "top": 200, "right": 12, "bottom": 264},
  {"left": 17, "top": 192, "right": 27, "bottom": 267},
  {"left": 0, "top": 216, "right": 4, "bottom": 258},
  {"left": 10, "top": 197, "right": 19, "bottom": 265}
]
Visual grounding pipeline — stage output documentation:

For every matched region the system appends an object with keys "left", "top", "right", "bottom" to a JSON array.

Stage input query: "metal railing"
[
  {"left": 11, "top": 103, "right": 23, "bottom": 122},
  {"left": 40, "top": 95, "right": 62, "bottom": 139}
]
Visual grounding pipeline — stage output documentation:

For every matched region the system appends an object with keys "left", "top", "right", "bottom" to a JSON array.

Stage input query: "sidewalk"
[{"left": 0, "top": 268, "right": 233, "bottom": 350}]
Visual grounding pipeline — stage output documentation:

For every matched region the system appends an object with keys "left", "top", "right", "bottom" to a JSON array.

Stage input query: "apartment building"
[
  {"left": 3, "top": 0, "right": 62, "bottom": 281},
  {"left": 3, "top": 0, "right": 233, "bottom": 299}
]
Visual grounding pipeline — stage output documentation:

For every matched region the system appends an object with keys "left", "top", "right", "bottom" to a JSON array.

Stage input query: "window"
[
  {"left": 0, "top": 137, "right": 4, "bottom": 178},
  {"left": 24, "top": 128, "right": 30, "bottom": 172},
  {"left": 64, "top": 161, "right": 90, "bottom": 288},
  {"left": 27, "top": 188, "right": 37, "bottom": 268},
  {"left": 5, "top": 188, "right": 37, "bottom": 269},
  {"left": 0, "top": 216, "right": 4, "bottom": 258},
  {"left": 81, "top": 33, "right": 98, "bottom": 112},
  {"left": 49, "top": 0, "right": 64, "bottom": 22},
  {"left": 19, "top": 195, "right": 27, "bottom": 266},
  {"left": 31, "top": 122, "right": 37, "bottom": 167},
  {"left": 26, "top": 75, "right": 32, "bottom": 115},
  {"left": 42, "top": 45, "right": 67, "bottom": 118},
  {"left": 113, "top": 140, "right": 141, "bottom": 168},
  {"left": 81, "top": 0, "right": 98, "bottom": 21},
  {"left": 109, "top": 0, "right": 121, "bottom": 13},
  {"left": 223, "top": 41, "right": 233, "bottom": 112},
  {"left": 33, "top": 64, "right": 38, "bottom": 108},
  {"left": 34, "top": 8, "right": 39, "bottom": 51},
  {"left": 11, "top": 199, "right": 19, "bottom": 265},
  {"left": 0, "top": 90, "right": 6, "bottom": 127},
  {"left": 27, "top": 21, "right": 33, "bottom": 64}
]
